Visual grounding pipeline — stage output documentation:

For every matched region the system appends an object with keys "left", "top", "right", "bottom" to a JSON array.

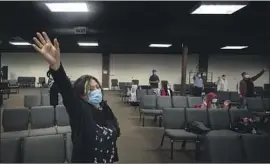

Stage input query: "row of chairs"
[
  {"left": 17, "top": 77, "right": 36, "bottom": 88},
  {"left": 1, "top": 105, "right": 70, "bottom": 139},
  {"left": 1, "top": 133, "right": 73, "bottom": 163},
  {"left": 162, "top": 107, "right": 270, "bottom": 162},
  {"left": 24, "top": 94, "right": 63, "bottom": 108}
]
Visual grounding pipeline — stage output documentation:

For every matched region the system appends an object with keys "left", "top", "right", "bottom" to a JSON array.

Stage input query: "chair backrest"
[
  {"left": 8, "top": 80, "right": 17, "bottom": 86},
  {"left": 147, "top": 89, "right": 155, "bottom": 95},
  {"left": 157, "top": 96, "right": 172, "bottom": 109},
  {"left": 186, "top": 108, "right": 208, "bottom": 126},
  {"left": 217, "top": 91, "right": 230, "bottom": 102},
  {"left": 136, "top": 89, "right": 147, "bottom": 101},
  {"left": 246, "top": 97, "right": 264, "bottom": 112},
  {"left": 229, "top": 108, "right": 251, "bottom": 127},
  {"left": 241, "top": 134, "right": 270, "bottom": 162},
  {"left": 38, "top": 77, "right": 45, "bottom": 83},
  {"left": 173, "top": 84, "right": 181, "bottom": 92},
  {"left": 132, "top": 79, "right": 139, "bottom": 85},
  {"left": 66, "top": 133, "right": 73, "bottom": 163},
  {"left": 205, "top": 132, "right": 243, "bottom": 162},
  {"left": 140, "top": 95, "right": 157, "bottom": 109},
  {"left": 208, "top": 109, "right": 230, "bottom": 130},
  {"left": 187, "top": 96, "right": 202, "bottom": 107},
  {"left": 111, "top": 79, "right": 118, "bottom": 86},
  {"left": 3, "top": 108, "right": 29, "bottom": 132},
  {"left": 0, "top": 138, "right": 21, "bottom": 163},
  {"left": 30, "top": 106, "right": 55, "bottom": 129},
  {"left": 230, "top": 92, "right": 240, "bottom": 102},
  {"left": 163, "top": 108, "right": 186, "bottom": 129},
  {"left": 23, "top": 134, "right": 65, "bottom": 163},
  {"left": 40, "top": 88, "right": 49, "bottom": 95},
  {"left": 55, "top": 105, "right": 70, "bottom": 126},
  {"left": 263, "top": 98, "right": 270, "bottom": 111},
  {"left": 41, "top": 94, "right": 50, "bottom": 106},
  {"left": 24, "top": 95, "right": 41, "bottom": 108},
  {"left": 172, "top": 96, "right": 187, "bottom": 108}
]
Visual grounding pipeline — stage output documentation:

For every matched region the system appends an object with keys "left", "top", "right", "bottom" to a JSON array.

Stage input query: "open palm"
[{"left": 32, "top": 32, "right": 60, "bottom": 71}]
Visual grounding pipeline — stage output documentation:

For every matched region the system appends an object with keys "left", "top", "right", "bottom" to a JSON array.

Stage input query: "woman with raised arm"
[{"left": 32, "top": 32, "right": 120, "bottom": 163}]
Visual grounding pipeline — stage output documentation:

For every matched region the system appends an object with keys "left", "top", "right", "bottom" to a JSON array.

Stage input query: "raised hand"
[{"left": 32, "top": 32, "right": 60, "bottom": 71}]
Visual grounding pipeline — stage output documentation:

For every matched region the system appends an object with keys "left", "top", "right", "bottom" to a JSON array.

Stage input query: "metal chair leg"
[
  {"left": 195, "top": 140, "right": 200, "bottom": 161},
  {"left": 181, "top": 140, "right": 186, "bottom": 149},
  {"left": 160, "top": 133, "right": 165, "bottom": 147},
  {"left": 142, "top": 115, "right": 145, "bottom": 127},
  {"left": 170, "top": 140, "right": 174, "bottom": 160}
]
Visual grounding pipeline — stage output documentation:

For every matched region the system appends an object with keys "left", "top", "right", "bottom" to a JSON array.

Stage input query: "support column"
[
  {"left": 102, "top": 52, "right": 110, "bottom": 89},
  {"left": 198, "top": 54, "right": 209, "bottom": 83},
  {"left": 181, "top": 45, "right": 188, "bottom": 96}
]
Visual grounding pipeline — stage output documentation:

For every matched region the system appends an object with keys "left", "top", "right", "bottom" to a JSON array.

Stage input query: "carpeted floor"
[{"left": 2, "top": 88, "right": 195, "bottom": 163}]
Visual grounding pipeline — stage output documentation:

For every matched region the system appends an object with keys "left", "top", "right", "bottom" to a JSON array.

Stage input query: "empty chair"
[
  {"left": 41, "top": 94, "right": 50, "bottom": 106},
  {"left": 66, "top": 133, "right": 73, "bottom": 163},
  {"left": 161, "top": 108, "right": 197, "bottom": 159},
  {"left": 217, "top": 91, "right": 230, "bottom": 104},
  {"left": 0, "top": 138, "right": 21, "bottom": 162},
  {"left": 23, "top": 134, "right": 65, "bottom": 163},
  {"left": 254, "top": 86, "right": 264, "bottom": 97},
  {"left": 172, "top": 96, "right": 187, "bottom": 108},
  {"left": 241, "top": 133, "right": 270, "bottom": 162},
  {"left": 139, "top": 95, "right": 160, "bottom": 126},
  {"left": 8, "top": 79, "right": 19, "bottom": 93},
  {"left": 111, "top": 79, "right": 118, "bottom": 90},
  {"left": 136, "top": 89, "right": 147, "bottom": 102},
  {"left": 29, "top": 106, "right": 57, "bottom": 136},
  {"left": 263, "top": 98, "right": 270, "bottom": 111},
  {"left": 208, "top": 109, "right": 231, "bottom": 130},
  {"left": 187, "top": 96, "right": 202, "bottom": 108},
  {"left": 230, "top": 92, "right": 240, "bottom": 105},
  {"left": 157, "top": 96, "right": 172, "bottom": 110},
  {"left": 2, "top": 108, "right": 29, "bottom": 138},
  {"left": 24, "top": 95, "right": 41, "bottom": 108},
  {"left": 203, "top": 131, "right": 242, "bottom": 162},
  {"left": 55, "top": 105, "right": 71, "bottom": 134},
  {"left": 246, "top": 97, "right": 265, "bottom": 113}
]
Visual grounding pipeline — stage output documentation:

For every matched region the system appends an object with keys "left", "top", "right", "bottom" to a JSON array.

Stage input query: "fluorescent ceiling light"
[
  {"left": 9, "top": 42, "right": 31, "bottom": 46},
  {"left": 191, "top": 4, "right": 247, "bottom": 14},
  {"left": 149, "top": 44, "right": 172, "bottom": 48},
  {"left": 78, "top": 42, "right": 99, "bottom": 47},
  {"left": 221, "top": 46, "right": 248, "bottom": 50},
  {"left": 45, "top": 3, "right": 89, "bottom": 12}
]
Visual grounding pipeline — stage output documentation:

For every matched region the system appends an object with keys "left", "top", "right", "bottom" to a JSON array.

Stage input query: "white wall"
[
  {"left": 2, "top": 53, "right": 103, "bottom": 85},
  {"left": 208, "top": 54, "right": 269, "bottom": 91},
  {"left": 110, "top": 53, "right": 199, "bottom": 87}
]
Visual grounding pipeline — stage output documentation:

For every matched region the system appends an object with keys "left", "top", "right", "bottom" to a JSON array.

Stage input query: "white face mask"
[
  {"left": 212, "top": 99, "right": 218, "bottom": 103},
  {"left": 244, "top": 74, "right": 250, "bottom": 78}
]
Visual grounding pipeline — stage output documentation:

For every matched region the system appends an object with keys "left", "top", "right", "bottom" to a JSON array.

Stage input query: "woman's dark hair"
[
  {"left": 73, "top": 75, "right": 103, "bottom": 97},
  {"left": 163, "top": 83, "right": 168, "bottom": 90},
  {"left": 47, "top": 70, "right": 52, "bottom": 78}
]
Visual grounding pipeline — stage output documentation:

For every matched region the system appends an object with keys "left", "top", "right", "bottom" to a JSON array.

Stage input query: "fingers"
[
  {"left": 37, "top": 32, "right": 46, "bottom": 45},
  {"left": 32, "top": 44, "right": 42, "bottom": 53},
  {"left": 54, "top": 38, "right": 59, "bottom": 50},
  {"left": 33, "top": 37, "right": 43, "bottom": 48},
  {"left": 42, "top": 32, "right": 52, "bottom": 44}
]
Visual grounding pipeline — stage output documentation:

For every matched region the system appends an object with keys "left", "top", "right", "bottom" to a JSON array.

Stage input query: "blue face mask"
[{"left": 88, "top": 89, "right": 102, "bottom": 105}]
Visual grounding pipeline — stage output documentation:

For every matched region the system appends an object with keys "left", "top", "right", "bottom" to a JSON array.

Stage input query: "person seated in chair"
[{"left": 160, "top": 83, "right": 173, "bottom": 97}]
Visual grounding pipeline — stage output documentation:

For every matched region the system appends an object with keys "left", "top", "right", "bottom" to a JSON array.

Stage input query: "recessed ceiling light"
[
  {"left": 191, "top": 3, "right": 247, "bottom": 14},
  {"left": 221, "top": 46, "right": 248, "bottom": 50},
  {"left": 45, "top": 3, "right": 89, "bottom": 12},
  {"left": 149, "top": 44, "right": 172, "bottom": 48},
  {"left": 9, "top": 42, "right": 31, "bottom": 46},
  {"left": 78, "top": 42, "right": 99, "bottom": 47}
]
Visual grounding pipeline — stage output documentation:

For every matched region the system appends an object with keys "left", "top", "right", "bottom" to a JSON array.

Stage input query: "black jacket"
[{"left": 51, "top": 64, "right": 119, "bottom": 163}]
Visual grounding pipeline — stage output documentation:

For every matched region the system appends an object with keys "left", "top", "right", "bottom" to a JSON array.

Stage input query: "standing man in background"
[
  {"left": 149, "top": 70, "right": 160, "bottom": 95},
  {"left": 239, "top": 69, "right": 265, "bottom": 108},
  {"left": 217, "top": 75, "right": 228, "bottom": 91},
  {"left": 193, "top": 72, "right": 204, "bottom": 96}
]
